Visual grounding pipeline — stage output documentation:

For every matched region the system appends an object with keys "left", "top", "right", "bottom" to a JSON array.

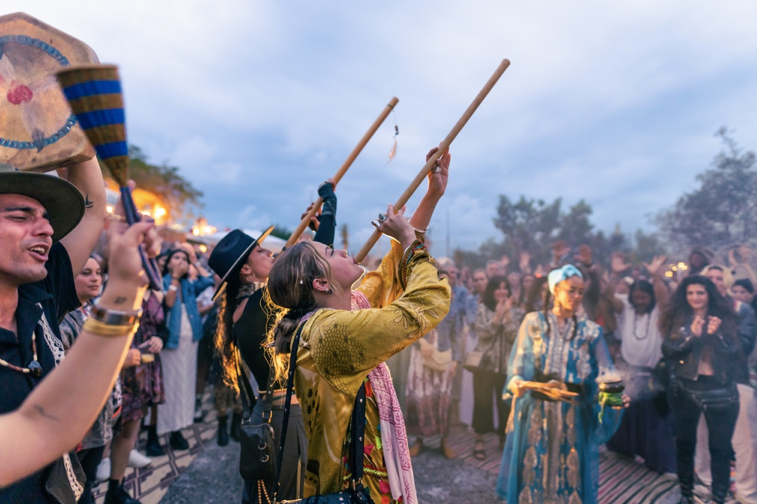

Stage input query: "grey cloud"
[{"left": 10, "top": 0, "right": 757, "bottom": 251}]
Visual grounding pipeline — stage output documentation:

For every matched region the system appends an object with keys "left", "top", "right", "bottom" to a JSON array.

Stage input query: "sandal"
[{"left": 409, "top": 440, "right": 422, "bottom": 457}]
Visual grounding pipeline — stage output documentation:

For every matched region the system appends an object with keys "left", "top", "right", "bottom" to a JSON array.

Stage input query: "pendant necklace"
[
  {"left": 632, "top": 312, "right": 652, "bottom": 341},
  {"left": 0, "top": 329, "right": 42, "bottom": 377}
]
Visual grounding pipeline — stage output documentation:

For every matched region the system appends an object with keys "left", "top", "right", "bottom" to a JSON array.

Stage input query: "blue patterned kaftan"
[{"left": 496, "top": 312, "right": 624, "bottom": 504}]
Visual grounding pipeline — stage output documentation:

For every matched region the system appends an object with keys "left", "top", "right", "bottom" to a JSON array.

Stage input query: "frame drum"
[{"left": 0, "top": 12, "right": 98, "bottom": 171}]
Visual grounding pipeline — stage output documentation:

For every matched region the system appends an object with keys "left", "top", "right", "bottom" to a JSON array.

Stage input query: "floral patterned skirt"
[{"left": 120, "top": 355, "right": 166, "bottom": 423}]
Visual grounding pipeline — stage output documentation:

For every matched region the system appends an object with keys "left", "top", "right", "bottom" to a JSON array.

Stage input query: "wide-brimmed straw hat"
[
  {"left": 208, "top": 226, "right": 274, "bottom": 301},
  {"left": 0, "top": 164, "right": 85, "bottom": 241}
]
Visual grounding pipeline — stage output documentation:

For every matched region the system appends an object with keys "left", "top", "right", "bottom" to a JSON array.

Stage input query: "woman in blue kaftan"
[{"left": 496, "top": 265, "right": 626, "bottom": 504}]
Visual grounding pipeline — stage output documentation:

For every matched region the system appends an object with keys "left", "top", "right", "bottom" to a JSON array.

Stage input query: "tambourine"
[
  {"left": 0, "top": 13, "right": 97, "bottom": 171},
  {"left": 56, "top": 65, "right": 162, "bottom": 290}
]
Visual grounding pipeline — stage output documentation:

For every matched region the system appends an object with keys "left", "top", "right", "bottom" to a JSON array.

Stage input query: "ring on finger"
[{"left": 377, "top": 212, "right": 387, "bottom": 223}]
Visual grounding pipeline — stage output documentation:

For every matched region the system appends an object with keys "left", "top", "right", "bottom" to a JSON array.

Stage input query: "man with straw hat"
[{"left": 0, "top": 158, "right": 108, "bottom": 502}]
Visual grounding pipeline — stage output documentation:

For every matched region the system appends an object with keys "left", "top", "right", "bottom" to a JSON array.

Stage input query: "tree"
[
  {"left": 558, "top": 199, "right": 594, "bottom": 247},
  {"left": 270, "top": 225, "right": 293, "bottom": 241},
  {"left": 100, "top": 145, "right": 204, "bottom": 219},
  {"left": 492, "top": 195, "right": 561, "bottom": 264},
  {"left": 460, "top": 195, "right": 661, "bottom": 271},
  {"left": 630, "top": 229, "right": 667, "bottom": 263},
  {"left": 656, "top": 128, "right": 757, "bottom": 252}
]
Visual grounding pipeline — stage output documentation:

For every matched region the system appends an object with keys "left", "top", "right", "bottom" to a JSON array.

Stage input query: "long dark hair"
[
  {"left": 659, "top": 275, "right": 737, "bottom": 340},
  {"left": 519, "top": 273, "right": 535, "bottom": 306},
  {"left": 213, "top": 246, "right": 275, "bottom": 391},
  {"left": 628, "top": 279, "right": 656, "bottom": 314},
  {"left": 214, "top": 268, "right": 243, "bottom": 390},
  {"left": 482, "top": 275, "right": 510, "bottom": 312},
  {"left": 525, "top": 276, "right": 548, "bottom": 313}
]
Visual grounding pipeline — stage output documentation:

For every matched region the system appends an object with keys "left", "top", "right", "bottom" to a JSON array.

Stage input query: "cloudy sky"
[{"left": 7, "top": 1, "right": 757, "bottom": 255}]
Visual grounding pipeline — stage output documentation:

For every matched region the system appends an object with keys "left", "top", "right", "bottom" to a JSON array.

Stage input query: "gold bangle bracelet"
[{"left": 82, "top": 317, "right": 138, "bottom": 337}]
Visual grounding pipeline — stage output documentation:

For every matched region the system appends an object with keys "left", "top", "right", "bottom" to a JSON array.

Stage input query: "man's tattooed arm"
[{"left": 32, "top": 404, "right": 60, "bottom": 422}]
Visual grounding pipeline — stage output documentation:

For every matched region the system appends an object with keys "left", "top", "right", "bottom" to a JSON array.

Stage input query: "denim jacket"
[{"left": 162, "top": 274, "right": 215, "bottom": 349}]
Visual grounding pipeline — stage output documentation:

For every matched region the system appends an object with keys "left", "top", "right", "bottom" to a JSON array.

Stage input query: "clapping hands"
[
  {"left": 495, "top": 296, "right": 514, "bottom": 323},
  {"left": 691, "top": 315, "right": 721, "bottom": 337}
]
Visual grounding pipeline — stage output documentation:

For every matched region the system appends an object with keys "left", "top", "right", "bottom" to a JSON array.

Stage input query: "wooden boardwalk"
[
  {"left": 91, "top": 399, "right": 736, "bottom": 504},
  {"left": 444, "top": 427, "right": 737, "bottom": 504}
]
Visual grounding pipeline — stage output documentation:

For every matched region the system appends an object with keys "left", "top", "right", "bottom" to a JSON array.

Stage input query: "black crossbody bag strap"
[
  {"left": 273, "top": 324, "right": 305, "bottom": 502},
  {"left": 234, "top": 330, "right": 275, "bottom": 419},
  {"left": 273, "top": 323, "right": 367, "bottom": 501},
  {"left": 349, "top": 382, "right": 367, "bottom": 489}
]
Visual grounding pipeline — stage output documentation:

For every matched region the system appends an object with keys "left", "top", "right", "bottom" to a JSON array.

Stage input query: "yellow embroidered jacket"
[{"left": 294, "top": 241, "right": 450, "bottom": 501}]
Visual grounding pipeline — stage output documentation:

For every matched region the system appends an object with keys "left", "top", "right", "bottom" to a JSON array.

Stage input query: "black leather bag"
[
  {"left": 274, "top": 325, "right": 375, "bottom": 504},
  {"left": 237, "top": 340, "right": 277, "bottom": 482}
]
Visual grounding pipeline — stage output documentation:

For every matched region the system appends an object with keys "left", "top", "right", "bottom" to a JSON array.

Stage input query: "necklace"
[
  {"left": 0, "top": 328, "right": 42, "bottom": 377},
  {"left": 632, "top": 312, "right": 652, "bottom": 341},
  {"left": 553, "top": 313, "right": 573, "bottom": 339}
]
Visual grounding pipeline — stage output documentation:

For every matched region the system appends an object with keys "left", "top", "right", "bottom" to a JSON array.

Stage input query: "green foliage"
[
  {"left": 492, "top": 195, "right": 561, "bottom": 264},
  {"left": 457, "top": 129, "right": 757, "bottom": 270},
  {"left": 630, "top": 229, "right": 667, "bottom": 263},
  {"left": 100, "top": 145, "right": 203, "bottom": 218},
  {"left": 490, "top": 195, "right": 618, "bottom": 266},
  {"left": 656, "top": 128, "right": 757, "bottom": 252},
  {"left": 458, "top": 197, "right": 664, "bottom": 271},
  {"left": 270, "top": 225, "right": 293, "bottom": 240}
]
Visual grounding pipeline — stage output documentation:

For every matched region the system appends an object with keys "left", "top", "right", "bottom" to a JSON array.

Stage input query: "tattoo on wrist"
[
  {"left": 114, "top": 297, "right": 127, "bottom": 305},
  {"left": 84, "top": 194, "right": 94, "bottom": 209},
  {"left": 33, "top": 405, "right": 60, "bottom": 422}
]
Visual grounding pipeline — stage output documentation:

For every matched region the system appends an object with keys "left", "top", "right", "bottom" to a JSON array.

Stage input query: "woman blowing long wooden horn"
[
  {"left": 209, "top": 181, "right": 338, "bottom": 503},
  {"left": 266, "top": 147, "right": 451, "bottom": 504}
]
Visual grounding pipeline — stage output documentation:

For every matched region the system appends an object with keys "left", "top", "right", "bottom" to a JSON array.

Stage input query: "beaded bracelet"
[
  {"left": 399, "top": 239, "right": 427, "bottom": 290},
  {"left": 83, "top": 317, "right": 139, "bottom": 337}
]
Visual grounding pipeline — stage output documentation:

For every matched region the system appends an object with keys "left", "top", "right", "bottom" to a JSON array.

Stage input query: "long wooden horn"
[
  {"left": 285, "top": 97, "right": 399, "bottom": 247},
  {"left": 354, "top": 59, "right": 510, "bottom": 263}
]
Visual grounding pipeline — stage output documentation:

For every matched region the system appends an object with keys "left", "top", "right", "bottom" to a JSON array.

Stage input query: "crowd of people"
[{"left": 1, "top": 143, "right": 756, "bottom": 504}]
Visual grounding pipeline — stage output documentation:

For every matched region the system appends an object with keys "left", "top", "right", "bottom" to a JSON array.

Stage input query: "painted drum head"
[{"left": 0, "top": 12, "right": 98, "bottom": 171}]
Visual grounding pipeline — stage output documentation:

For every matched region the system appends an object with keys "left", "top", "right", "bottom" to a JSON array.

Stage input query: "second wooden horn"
[
  {"left": 355, "top": 59, "right": 511, "bottom": 263},
  {"left": 285, "top": 97, "right": 399, "bottom": 247}
]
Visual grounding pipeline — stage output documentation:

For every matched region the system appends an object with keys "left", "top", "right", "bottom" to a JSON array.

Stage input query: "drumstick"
[
  {"left": 354, "top": 59, "right": 510, "bottom": 263},
  {"left": 285, "top": 97, "right": 399, "bottom": 247}
]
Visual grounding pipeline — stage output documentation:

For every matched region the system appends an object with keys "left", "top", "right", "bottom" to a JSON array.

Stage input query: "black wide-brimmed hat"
[
  {"left": 208, "top": 226, "right": 274, "bottom": 301},
  {"left": 0, "top": 164, "right": 85, "bottom": 241}
]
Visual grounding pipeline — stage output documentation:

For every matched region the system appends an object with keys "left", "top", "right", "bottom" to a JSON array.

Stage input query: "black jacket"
[{"left": 662, "top": 315, "right": 740, "bottom": 385}]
